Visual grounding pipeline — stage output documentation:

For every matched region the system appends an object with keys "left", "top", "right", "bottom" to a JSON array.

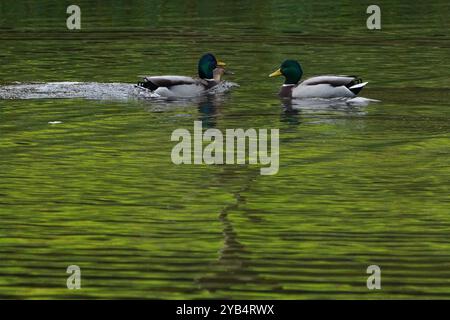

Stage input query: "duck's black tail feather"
[
  {"left": 346, "top": 76, "right": 362, "bottom": 87},
  {"left": 346, "top": 76, "right": 367, "bottom": 95},
  {"left": 137, "top": 80, "right": 158, "bottom": 91}
]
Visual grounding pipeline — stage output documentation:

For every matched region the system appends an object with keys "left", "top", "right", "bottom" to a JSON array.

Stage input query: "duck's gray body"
[
  {"left": 138, "top": 75, "right": 218, "bottom": 98},
  {"left": 281, "top": 75, "right": 368, "bottom": 99}
]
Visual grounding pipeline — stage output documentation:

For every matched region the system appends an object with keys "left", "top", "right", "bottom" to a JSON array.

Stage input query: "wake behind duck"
[
  {"left": 0, "top": 80, "right": 238, "bottom": 101},
  {"left": 0, "top": 53, "right": 238, "bottom": 101}
]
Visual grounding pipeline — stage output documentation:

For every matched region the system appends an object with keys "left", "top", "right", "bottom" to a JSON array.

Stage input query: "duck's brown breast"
[{"left": 279, "top": 85, "right": 294, "bottom": 98}]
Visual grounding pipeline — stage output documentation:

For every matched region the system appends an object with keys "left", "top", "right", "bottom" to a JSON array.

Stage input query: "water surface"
[{"left": 0, "top": 0, "right": 449, "bottom": 299}]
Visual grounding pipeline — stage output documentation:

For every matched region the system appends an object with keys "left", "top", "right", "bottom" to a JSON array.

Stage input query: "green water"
[{"left": 0, "top": 0, "right": 449, "bottom": 299}]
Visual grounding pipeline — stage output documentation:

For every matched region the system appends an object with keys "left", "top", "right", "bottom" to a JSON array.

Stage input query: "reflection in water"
[
  {"left": 198, "top": 98, "right": 269, "bottom": 295},
  {"left": 139, "top": 94, "right": 229, "bottom": 127},
  {"left": 196, "top": 169, "right": 280, "bottom": 295},
  {"left": 197, "top": 95, "right": 232, "bottom": 128},
  {"left": 196, "top": 185, "right": 251, "bottom": 294},
  {"left": 198, "top": 98, "right": 219, "bottom": 128},
  {"left": 280, "top": 99, "right": 301, "bottom": 126},
  {"left": 279, "top": 96, "right": 378, "bottom": 127},
  {"left": 285, "top": 96, "right": 377, "bottom": 111},
  {"left": 197, "top": 96, "right": 376, "bottom": 295},
  {"left": 279, "top": 97, "right": 376, "bottom": 125}
]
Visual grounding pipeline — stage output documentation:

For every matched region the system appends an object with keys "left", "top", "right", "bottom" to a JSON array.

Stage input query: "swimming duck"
[
  {"left": 269, "top": 60, "right": 368, "bottom": 99},
  {"left": 137, "top": 53, "right": 229, "bottom": 98}
]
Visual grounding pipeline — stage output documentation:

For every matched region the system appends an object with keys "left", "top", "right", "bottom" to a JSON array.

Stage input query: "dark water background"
[{"left": 0, "top": 0, "right": 449, "bottom": 298}]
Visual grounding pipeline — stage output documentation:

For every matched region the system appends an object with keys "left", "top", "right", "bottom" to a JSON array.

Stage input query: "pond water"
[{"left": 0, "top": 0, "right": 449, "bottom": 299}]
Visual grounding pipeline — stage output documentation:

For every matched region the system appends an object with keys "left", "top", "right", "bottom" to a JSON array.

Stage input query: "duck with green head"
[
  {"left": 138, "top": 53, "right": 230, "bottom": 98},
  {"left": 269, "top": 60, "right": 368, "bottom": 99}
]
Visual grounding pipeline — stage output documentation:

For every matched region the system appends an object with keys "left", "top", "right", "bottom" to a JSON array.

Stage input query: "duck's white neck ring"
[{"left": 282, "top": 84, "right": 296, "bottom": 87}]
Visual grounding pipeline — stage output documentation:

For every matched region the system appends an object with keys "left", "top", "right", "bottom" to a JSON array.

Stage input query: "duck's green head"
[
  {"left": 269, "top": 60, "right": 303, "bottom": 85},
  {"left": 198, "top": 53, "right": 226, "bottom": 80}
]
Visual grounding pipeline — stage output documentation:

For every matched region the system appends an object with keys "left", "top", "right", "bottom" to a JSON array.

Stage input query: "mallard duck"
[
  {"left": 137, "top": 53, "right": 229, "bottom": 98},
  {"left": 269, "top": 60, "right": 368, "bottom": 99}
]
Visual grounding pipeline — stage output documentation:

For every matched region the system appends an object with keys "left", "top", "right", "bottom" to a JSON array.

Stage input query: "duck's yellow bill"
[
  {"left": 217, "top": 61, "right": 226, "bottom": 67},
  {"left": 269, "top": 68, "right": 282, "bottom": 77}
]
